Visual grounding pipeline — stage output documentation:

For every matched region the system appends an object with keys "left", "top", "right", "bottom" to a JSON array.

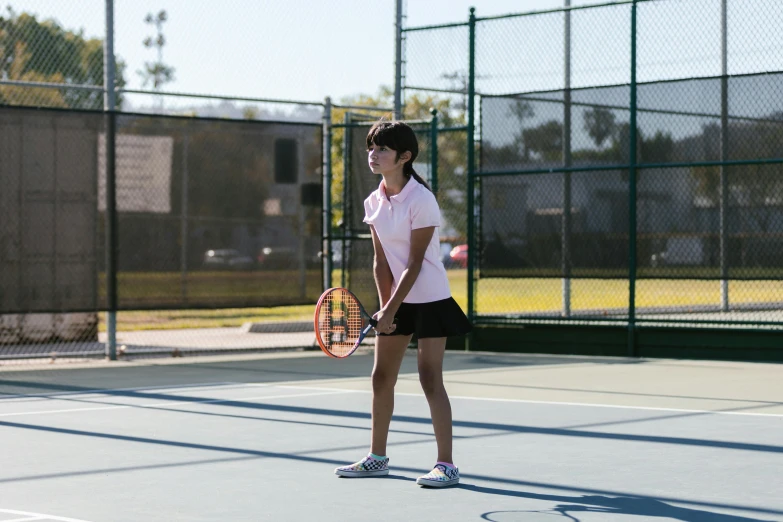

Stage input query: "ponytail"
[{"left": 404, "top": 163, "right": 433, "bottom": 192}]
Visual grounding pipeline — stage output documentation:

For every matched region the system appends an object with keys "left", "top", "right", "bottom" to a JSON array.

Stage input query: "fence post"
[
  {"left": 430, "top": 108, "right": 439, "bottom": 194},
  {"left": 104, "top": 0, "right": 118, "bottom": 361},
  {"left": 322, "top": 97, "right": 333, "bottom": 291},
  {"left": 720, "top": 0, "right": 729, "bottom": 311},
  {"left": 394, "top": 0, "right": 404, "bottom": 120},
  {"left": 628, "top": 0, "right": 638, "bottom": 357},
  {"left": 466, "top": 7, "right": 477, "bottom": 346},
  {"left": 562, "top": 0, "right": 573, "bottom": 317}
]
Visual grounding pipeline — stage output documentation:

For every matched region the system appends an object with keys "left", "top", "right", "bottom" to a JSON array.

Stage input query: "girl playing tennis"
[{"left": 334, "top": 120, "right": 472, "bottom": 487}]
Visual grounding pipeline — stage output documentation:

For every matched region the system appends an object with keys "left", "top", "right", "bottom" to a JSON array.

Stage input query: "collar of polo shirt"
[{"left": 377, "top": 177, "right": 419, "bottom": 203}]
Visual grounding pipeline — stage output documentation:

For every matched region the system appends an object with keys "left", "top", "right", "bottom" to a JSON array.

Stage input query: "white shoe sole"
[
  {"left": 416, "top": 477, "right": 459, "bottom": 487},
  {"left": 335, "top": 468, "right": 389, "bottom": 478}
]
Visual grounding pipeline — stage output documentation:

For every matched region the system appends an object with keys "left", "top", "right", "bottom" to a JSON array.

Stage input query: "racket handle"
[
  {"left": 368, "top": 318, "right": 378, "bottom": 327},
  {"left": 356, "top": 322, "right": 375, "bottom": 347}
]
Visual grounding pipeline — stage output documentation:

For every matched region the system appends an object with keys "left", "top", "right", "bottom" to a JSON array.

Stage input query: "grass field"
[
  {"left": 100, "top": 270, "right": 783, "bottom": 331},
  {"left": 472, "top": 278, "right": 783, "bottom": 314},
  {"left": 105, "top": 270, "right": 323, "bottom": 308}
]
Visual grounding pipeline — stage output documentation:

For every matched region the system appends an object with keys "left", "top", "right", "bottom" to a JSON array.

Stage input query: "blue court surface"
[{"left": 0, "top": 350, "right": 781, "bottom": 521}]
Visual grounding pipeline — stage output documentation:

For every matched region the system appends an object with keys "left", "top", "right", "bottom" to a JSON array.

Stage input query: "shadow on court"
[
  {"left": 0, "top": 351, "right": 642, "bottom": 397},
  {"left": 0, "top": 416, "right": 779, "bottom": 521},
  {"left": 469, "top": 485, "right": 778, "bottom": 521},
  {"left": 0, "top": 392, "right": 780, "bottom": 463},
  {"left": 0, "top": 351, "right": 780, "bottom": 521}
]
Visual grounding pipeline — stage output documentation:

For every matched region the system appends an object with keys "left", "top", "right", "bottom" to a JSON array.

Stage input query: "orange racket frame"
[{"left": 313, "top": 287, "right": 377, "bottom": 358}]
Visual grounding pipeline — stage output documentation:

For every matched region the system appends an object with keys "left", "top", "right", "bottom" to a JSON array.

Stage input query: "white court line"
[
  {"left": 0, "top": 381, "right": 244, "bottom": 401},
  {"left": 0, "top": 510, "right": 93, "bottom": 522},
  {"left": 444, "top": 394, "right": 783, "bottom": 418},
  {"left": 2, "top": 381, "right": 781, "bottom": 419},
  {"left": 0, "top": 389, "right": 349, "bottom": 418},
  {"left": 2, "top": 516, "right": 48, "bottom": 522},
  {"left": 280, "top": 385, "right": 783, "bottom": 418}
]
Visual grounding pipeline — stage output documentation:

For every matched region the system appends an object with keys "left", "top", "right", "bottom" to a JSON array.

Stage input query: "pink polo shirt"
[{"left": 363, "top": 178, "right": 452, "bottom": 304}]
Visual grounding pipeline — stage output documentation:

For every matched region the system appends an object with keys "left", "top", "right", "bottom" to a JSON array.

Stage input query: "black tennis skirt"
[{"left": 379, "top": 297, "right": 472, "bottom": 339}]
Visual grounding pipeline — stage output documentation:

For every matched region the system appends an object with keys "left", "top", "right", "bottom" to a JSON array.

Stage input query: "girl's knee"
[
  {"left": 418, "top": 367, "right": 443, "bottom": 395},
  {"left": 371, "top": 368, "right": 397, "bottom": 391}
]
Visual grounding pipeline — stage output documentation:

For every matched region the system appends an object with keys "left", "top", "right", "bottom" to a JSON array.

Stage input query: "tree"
[
  {"left": 510, "top": 99, "right": 534, "bottom": 122},
  {"left": 692, "top": 119, "right": 783, "bottom": 236},
  {"left": 242, "top": 106, "right": 260, "bottom": 120},
  {"left": 509, "top": 99, "right": 534, "bottom": 160},
  {"left": 0, "top": 7, "right": 126, "bottom": 109},
  {"left": 583, "top": 107, "right": 616, "bottom": 148},
  {"left": 612, "top": 122, "right": 639, "bottom": 179},
  {"left": 523, "top": 120, "right": 563, "bottom": 162},
  {"left": 640, "top": 130, "right": 674, "bottom": 163}
]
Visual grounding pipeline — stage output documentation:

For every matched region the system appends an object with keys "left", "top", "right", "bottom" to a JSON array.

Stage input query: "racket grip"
[{"left": 369, "top": 318, "right": 378, "bottom": 327}]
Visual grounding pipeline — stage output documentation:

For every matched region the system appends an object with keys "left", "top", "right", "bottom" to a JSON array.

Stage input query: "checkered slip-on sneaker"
[
  {"left": 416, "top": 464, "right": 459, "bottom": 487},
  {"left": 334, "top": 455, "right": 390, "bottom": 478}
]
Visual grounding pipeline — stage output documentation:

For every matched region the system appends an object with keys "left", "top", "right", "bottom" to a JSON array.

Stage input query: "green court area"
[{"left": 101, "top": 270, "right": 782, "bottom": 331}]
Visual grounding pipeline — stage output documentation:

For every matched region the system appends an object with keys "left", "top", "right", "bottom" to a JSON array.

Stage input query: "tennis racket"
[{"left": 314, "top": 287, "right": 378, "bottom": 358}]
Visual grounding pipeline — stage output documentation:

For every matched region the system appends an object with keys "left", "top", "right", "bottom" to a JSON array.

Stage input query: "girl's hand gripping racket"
[{"left": 314, "top": 287, "right": 378, "bottom": 358}]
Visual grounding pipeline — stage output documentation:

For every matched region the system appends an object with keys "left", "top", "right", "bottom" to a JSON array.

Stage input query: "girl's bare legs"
[
  {"left": 416, "top": 337, "right": 452, "bottom": 463},
  {"left": 370, "top": 334, "right": 413, "bottom": 456}
]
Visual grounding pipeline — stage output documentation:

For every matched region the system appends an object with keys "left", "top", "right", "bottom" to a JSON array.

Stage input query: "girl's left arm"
[{"left": 374, "top": 226, "right": 435, "bottom": 332}]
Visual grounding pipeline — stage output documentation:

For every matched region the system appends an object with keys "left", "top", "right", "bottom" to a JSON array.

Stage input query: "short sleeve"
[
  {"left": 410, "top": 190, "right": 441, "bottom": 229},
  {"left": 363, "top": 195, "right": 376, "bottom": 225}
]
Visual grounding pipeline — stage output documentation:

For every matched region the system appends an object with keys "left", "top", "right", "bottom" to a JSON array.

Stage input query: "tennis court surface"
[{"left": 0, "top": 350, "right": 780, "bottom": 521}]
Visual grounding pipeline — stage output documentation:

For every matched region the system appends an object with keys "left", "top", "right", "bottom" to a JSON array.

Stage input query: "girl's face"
[{"left": 368, "top": 142, "right": 408, "bottom": 175}]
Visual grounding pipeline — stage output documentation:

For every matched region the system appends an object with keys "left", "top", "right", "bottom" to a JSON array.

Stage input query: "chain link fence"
[
  {"left": 0, "top": 1, "right": 395, "bottom": 364},
  {"left": 0, "top": 3, "right": 106, "bottom": 110},
  {"left": 404, "top": 0, "right": 783, "bottom": 340},
  {"left": 7, "top": 0, "right": 782, "bottom": 363},
  {"left": 0, "top": 1, "right": 357, "bottom": 120},
  {"left": 0, "top": 104, "right": 325, "bottom": 361}
]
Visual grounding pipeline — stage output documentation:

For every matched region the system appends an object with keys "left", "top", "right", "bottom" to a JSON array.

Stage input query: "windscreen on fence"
[
  {"left": 0, "top": 107, "right": 323, "bottom": 314},
  {"left": 0, "top": 107, "right": 105, "bottom": 315},
  {"left": 111, "top": 114, "right": 323, "bottom": 310},
  {"left": 479, "top": 71, "right": 783, "bottom": 281}
]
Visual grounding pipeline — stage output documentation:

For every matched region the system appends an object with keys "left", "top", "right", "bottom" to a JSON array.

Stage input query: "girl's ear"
[{"left": 398, "top": 150, "right": 413, "bottom": 164}]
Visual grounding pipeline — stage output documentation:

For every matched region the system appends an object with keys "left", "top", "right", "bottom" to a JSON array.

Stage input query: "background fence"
[
  {"left": 0, "top": 104, "right": 326, "bottom": 359},
  {"left": 3, "top": 0, "right": 783, "bottom": 363},
  {"left": 403, "top": 0, "right": 783, "bottom": 358},
  {"left": 0, "top": 1, "right": 393, "bottom": 362}
]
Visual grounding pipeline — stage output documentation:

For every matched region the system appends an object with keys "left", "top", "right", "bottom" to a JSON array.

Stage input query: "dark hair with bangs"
[{"left": 366, "top": 120, "right": 432, "bottom": 191}]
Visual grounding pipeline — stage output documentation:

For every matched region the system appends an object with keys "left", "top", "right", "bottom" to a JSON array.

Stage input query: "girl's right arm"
[{"left": 370, "top": 225, "right": 393, "bottom": 308}]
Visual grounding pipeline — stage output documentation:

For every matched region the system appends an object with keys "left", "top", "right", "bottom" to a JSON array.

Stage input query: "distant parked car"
[
  {"left": 202, "top": 249, "right": 255, "bottom": 270},
  {"left": 257, "top": 246, "right": 297, "bottom": 269},
  {"left": 446, "top": 244, "right": 468, "bottom": 269}
]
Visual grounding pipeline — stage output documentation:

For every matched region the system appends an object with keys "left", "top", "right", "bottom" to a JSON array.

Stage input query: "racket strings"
[{"left": 317, "top": 290, "right": 365, "bottom": 357}]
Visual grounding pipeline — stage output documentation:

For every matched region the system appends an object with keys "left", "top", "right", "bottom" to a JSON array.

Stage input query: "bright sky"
[
  {"left": 6, "top": 0, "right": 781, "bottom": 111},
  {"left": 8, "top": 0, "right": 605, "bottom": 103}
]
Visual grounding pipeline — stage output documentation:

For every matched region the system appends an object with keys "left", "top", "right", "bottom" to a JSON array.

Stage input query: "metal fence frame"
[
  {"left": 6, "top": 0, "right": 783, "bottom": 361},
  {"left": 402, "top": 0, "right": 783, "bottom": 357},
  {"left": 1, "top": 0, "right": 393, "bottom": 362}
]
